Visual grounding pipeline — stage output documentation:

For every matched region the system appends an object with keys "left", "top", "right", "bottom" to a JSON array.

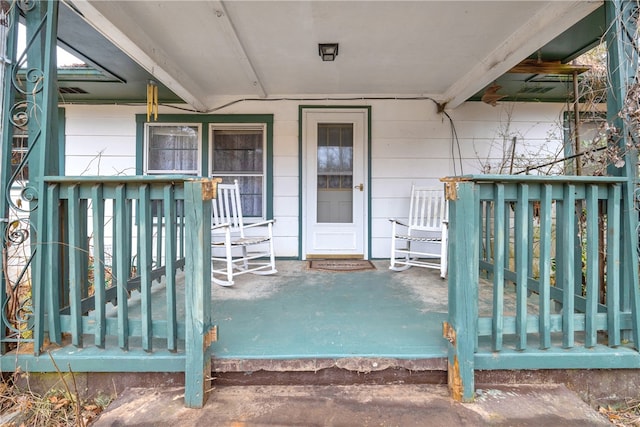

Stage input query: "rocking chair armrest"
[
  {"left": 211, "top": 222, "right": 231, "bottom": 231},
  {"left": 388, "top": 218, "right": 409, "bottom": 228},
  {"left": 243, "top": 218, "right": 276, "bottom": 229}
]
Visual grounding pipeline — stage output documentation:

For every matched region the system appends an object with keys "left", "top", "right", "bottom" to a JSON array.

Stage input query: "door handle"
[{"left": 354, "top": 183, "right": 364, "bottom": 191}]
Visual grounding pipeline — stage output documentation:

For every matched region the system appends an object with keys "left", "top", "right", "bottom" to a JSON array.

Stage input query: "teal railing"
[
  {"left": 444, "top": 175, "right": 640, "bottom": 402},
  {"left": 5, "top": 176, "right": 217, "bottom": 407}
]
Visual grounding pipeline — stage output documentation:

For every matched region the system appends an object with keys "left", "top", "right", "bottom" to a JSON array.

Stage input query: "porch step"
[
  {"left": 211, "top": 357, "right": 448, "bottom": 386},
  {"left": 92, "top": 383, "right": 611, "bottom": 426}
]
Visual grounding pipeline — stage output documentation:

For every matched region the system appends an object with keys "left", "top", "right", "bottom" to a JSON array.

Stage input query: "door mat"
[{"left": 308, "top": 260, "right": 376, "bottom": 272}]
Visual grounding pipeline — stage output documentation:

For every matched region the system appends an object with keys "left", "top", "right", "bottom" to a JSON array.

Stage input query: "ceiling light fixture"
[{"left": 318, "top": 43, "right": 339, "bottom": 61}]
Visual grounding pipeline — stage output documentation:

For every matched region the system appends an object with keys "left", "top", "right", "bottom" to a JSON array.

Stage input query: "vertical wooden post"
[
  {"left": 183, "top": 179, "right": 216, "bottom": 408},
  {"left": 514, "top": 183, "right": 529, "bottom": 350},
  {"left": 67, "top": 184, "right": 83, "bottom": 348},
  {"left": 606, "top": 0, "right": 640, "bottom": 347},
  {"left": 164, "top": 184, "right": 178, "bottom": 351},
  {"left": 139, "top": 184, "right": 153, "bottom": 352},
  {"left": 114, "top": 184, "right": 129, "bottom": 350},
  {"left": 607, "top": 184, "right": 621, "bottom": 346},
  {"left": 492, "top": 184, "right": 505, "bottom": 351},
  {"left": 91, "top": 184, "right": 106, "bottom": 348},
  {"left": 561, "top": 184, "right": 576, "bottom": 348},
  {"left": 538, "top": 184, "right": 552, "bottom": 349},
  {"left": 443, "top": 180, "right": 478, "bottom": 402},
  {"left": 25, "top": 0, "right": 59, "bottom": 356}
]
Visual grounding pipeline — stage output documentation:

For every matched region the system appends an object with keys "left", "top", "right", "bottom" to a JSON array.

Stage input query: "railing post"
[
  {"left": 183, "top": 178, "right": 217, "bottom": 408},
  {"left": 606, "top": 0, "right": 640, "bottom": 347},
  {"left": 442, "top": 180, "right": 479, "bottom": 402}
]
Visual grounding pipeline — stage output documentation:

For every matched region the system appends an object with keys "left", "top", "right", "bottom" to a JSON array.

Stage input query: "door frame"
[{"left": 298, "top": 106, "right": 372, "bottom": 260}]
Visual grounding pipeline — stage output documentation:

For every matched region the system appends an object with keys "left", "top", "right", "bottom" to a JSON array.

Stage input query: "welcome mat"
[{"left": 308, "top": 259, "right": 376, "bottom": 272}]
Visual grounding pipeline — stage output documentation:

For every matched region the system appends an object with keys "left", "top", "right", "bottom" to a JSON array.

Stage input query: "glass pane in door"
[{"left": 317, "top": 123, "right": 353, "bottom": 223}]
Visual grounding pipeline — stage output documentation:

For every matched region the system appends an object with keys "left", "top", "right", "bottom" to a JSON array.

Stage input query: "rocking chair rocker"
[
  {"left": 389, "top": 185, "right": 448, "bottom": 278},
  {"left": 211, "top": 180, "right": 277, "bottom": 286}
]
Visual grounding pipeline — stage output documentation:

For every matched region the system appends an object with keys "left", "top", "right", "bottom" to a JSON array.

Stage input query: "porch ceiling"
[{"left": 64, "top": 0, "right": 603, "bottom": 111}]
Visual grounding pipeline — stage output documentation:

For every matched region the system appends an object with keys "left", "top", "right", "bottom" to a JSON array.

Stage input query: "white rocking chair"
[
  {"left": 211, "top": 180, "right": 277, "bottom": 286},
  {"left": 389, "top": 186, "right": 448, "bottom": 278}
]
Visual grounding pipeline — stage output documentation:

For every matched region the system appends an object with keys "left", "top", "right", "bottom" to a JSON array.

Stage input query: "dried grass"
[
  {"left": 0, "top": 369, "right": 113, "bottom": 427},
  {"left": 599, "top": 399, "right": 640, "bottom": 426}
]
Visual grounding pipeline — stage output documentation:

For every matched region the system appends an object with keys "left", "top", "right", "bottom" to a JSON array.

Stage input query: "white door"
[{"left": 302, "top": 108, "right": 368, "bottom": 259}]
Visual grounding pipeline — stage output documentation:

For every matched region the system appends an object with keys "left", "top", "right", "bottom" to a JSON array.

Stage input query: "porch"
[
  {"left": 5, "top": 257, "right": 547, "bottom": 370},
  {"left": 2, "top": 0, "right": 640, "bottom": 411},
  {"left": 2, "top": 172, "right": 640, "bottom": 409}
]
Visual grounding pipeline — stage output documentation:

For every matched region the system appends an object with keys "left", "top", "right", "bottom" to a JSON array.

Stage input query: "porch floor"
[{"left": 209, "top": 260, "right": 449, "bottom": 360}]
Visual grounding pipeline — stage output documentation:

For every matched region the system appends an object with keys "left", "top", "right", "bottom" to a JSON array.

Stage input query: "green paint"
[
  {"left": 607, "top": 184, "right": 621, "bottom": 346},
  {"left": 515, "top": 183, "right": 529, "bottom": 350},
  {"left": 447, "top": 182, "right": 479, "bottom": 402},
  {"left": 492, "top": 184, "right": 505, "bottom": 351},
  {"left": 68, "top": 185, "right": 83, "bottom": 348},
  {"left": 115, "top": 184, "right": 130, "bottom": 350},
  {"left": 585, "top": 185, "right": 599, "bottom": 347},
  {"left": 164, "top": 185, "right": 178, "bottom": 351},
  {"left": 46, "top": 184, "right": 62, "bottom": 345},
  {"left": 211, "top": 269, "right": 448, "bottom": 359},
  {"left": 139, "top": 184, "right": 153, "bottom": 351},
  {"left": 183, "top": 180, "right": 213, "bottom": 408},
  {"left": 91, "top": 184, "right": 106, "bottom": 348},
  {"left": 135, "top": 114, "right": 274, "bottom": 219},
  {"left": 538, "top": 184, "right": 552, "bottom": 349}
]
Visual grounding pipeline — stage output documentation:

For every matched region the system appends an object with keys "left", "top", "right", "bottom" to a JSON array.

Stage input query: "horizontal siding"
[{"left": 63, "top": 101, "right": 569, "bottom": 258}]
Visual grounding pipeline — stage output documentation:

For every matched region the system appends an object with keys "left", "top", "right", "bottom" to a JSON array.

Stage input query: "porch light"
[{"left": 318, "top": 43, "right": 339, "bottom": 61}]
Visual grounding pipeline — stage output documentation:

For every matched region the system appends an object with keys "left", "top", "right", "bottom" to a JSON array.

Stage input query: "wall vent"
[
  {"left": 518, "top": 86, "right": 553, "bottom": 94},
  {"left": 59, "top": 86, "right": 88, "bottom": 94}
]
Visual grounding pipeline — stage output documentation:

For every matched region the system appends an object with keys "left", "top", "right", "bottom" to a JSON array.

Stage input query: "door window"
[{"left": 317, "top": 123, "right": 353, "bottom": 223}]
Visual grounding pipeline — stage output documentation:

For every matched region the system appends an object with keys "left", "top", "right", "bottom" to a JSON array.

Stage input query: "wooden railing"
[
  {"left": 444, "top": 175, "right": 640, "bottom": 402},
  {"left": 29, "top": 176, "right": 217, "bottom": 407}
]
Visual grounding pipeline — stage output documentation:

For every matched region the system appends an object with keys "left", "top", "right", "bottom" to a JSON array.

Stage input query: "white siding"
[
  {"left": 64, "top": 105, "right": 138, "bottom": 176},
  {"left": 62, "top": 100, "right": 568, "bottom": 259}
]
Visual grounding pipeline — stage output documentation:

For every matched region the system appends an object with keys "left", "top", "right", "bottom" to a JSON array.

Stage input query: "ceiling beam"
[
  {"left": 208, "top": 1, "right": 266, "bottom": 98},
  {"left": 68, "top": 0, "right": 209, "bottom": 111},
  {"left": 443, "top": 1, "right": 602, "bottom": 109},
  {"left": 508, "top": 59, "right": 591, "bottom": 75}
]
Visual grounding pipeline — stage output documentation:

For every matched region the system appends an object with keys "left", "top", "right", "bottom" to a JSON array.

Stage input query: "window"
[
  {"left": 145, "top": 124, "right": 201, "bottom": 175},
  {"left": 137, "top": 114, "right": 273, "bottom": 220},
  {"left": 210, "top": 125, "right": 266, "bottom": 219},
  {"left": 316, "top": 123, "right": 353, "bottom": 191}
]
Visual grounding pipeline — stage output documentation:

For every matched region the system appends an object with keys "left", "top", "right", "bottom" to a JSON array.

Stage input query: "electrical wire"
[
  {"left": 67, "top": 95, "right": 466, "bottom": 176},
  {"left": 196, "top": 95, "right": 464, "bottom": 176}
]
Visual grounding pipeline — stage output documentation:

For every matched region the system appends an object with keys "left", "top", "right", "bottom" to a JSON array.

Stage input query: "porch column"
[
  {"left": 183, "top": 179, "right": 216, "bottom": 408},
  {"left": 605, "top": 0, "right": 640, "bottom": 347},
  {"left": 443, "top": 180, "right": 479, "bottom": 402},
  {"left": 0, "top": 0, "right": 59, "bottom": 355}
]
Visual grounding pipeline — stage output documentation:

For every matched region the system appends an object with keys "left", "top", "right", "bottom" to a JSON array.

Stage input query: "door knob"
[{"left": 354, "top": 183, "right": 364, "bottom": 191}]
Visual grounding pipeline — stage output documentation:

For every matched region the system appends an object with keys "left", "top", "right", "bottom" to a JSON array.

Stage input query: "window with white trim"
[
  {"left": 210, "top": 124, "right": 266, "bottom": 219},
  {"left": 144, "top": 124, "right": 201, "bottom": 175}
]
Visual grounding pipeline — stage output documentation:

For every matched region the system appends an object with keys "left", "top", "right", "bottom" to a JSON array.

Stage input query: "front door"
[{"left": 302, "top": 108, "right": 368, "bottom": 259}]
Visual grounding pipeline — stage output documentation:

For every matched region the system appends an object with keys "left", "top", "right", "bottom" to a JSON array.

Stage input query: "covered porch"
[{"left": 1, "top": 0, "right": 639, "bottom": 410}]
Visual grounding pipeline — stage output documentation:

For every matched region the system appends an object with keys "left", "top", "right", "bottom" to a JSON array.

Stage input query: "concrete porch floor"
[{"left": 209, "top": 260, "right": 449, "bottom": 362}]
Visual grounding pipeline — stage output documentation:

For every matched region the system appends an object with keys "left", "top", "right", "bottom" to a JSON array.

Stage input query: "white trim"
[
  {"left": 444, "top": 1, "right": 602, "bottom": 109},
  {"left": 70, "top": 0, "right": 209, "bottom": 112},
  {"left": 208, "top": 1, "right": 266, "bottom": 98},
  {"left": 144, "top": 123, "right": 202, "bottom": 175},
  {"left": 301, "top": 107, "right": 369, "bottom": 260},
  {"left": 209, "top": 123, "right": 268, "bottom": 220}
]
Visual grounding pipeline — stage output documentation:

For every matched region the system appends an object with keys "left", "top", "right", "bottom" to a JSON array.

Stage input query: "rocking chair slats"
[
  {"left": 211, "top": 180, "right": 277, "bottom": 286},
  {"left": 389, "top": 185, "right": 448, "bottom": 278}
]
